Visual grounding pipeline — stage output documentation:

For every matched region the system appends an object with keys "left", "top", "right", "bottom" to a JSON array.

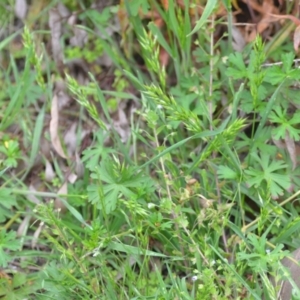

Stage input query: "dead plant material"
[{"left": 50, "top": 94, "right": 68, "bottom": 159}]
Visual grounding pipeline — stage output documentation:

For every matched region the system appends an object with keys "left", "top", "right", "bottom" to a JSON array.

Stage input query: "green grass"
[{"left": 1, "top": 0, "right": 300, "bottom": 299}]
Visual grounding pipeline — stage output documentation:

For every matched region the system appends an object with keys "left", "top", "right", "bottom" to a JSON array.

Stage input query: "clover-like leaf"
[
  {"left": 87, "top": 158, "right": 153, "bottom": 214},
  {"left": 245, "top": 153, "right": 291, "bottom": 198},
  {"left": 217, "top": 165, "right": 238, "bottom": 180},
  {"left": 226, "top": 52, "right": 248, "bottom": 79},
  {"left": 269, "top": 106, "right": 300, "bottom": 141}
]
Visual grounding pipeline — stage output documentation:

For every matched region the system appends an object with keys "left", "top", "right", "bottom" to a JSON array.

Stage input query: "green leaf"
[
  {"left": 83, "top": 148, "right": 113, "bottom": 171},
  {"left": 148, "top": 22, "right": 173, "bottom": 58},
  {"left": 188, "top": 0, "right": 218, "bottom": 36},
  {"left": 55, "top": 197, "right": 92, "bottom": 229},
  {"left": 0, "top": 230, "right": 20, "bottom": 267},
  {"left": 254, "top": 82, "right": 284, "bottom": 141},
  {"left": 0, "top": 189, "right": 17, "bottom": 223},
  {"left": 124, "top": 0, "right": 150, "bottom": 16},
  {"left": 289, "top": 110, "right": 300, "bottom": 125},
  {"left": 108, "top": 241, "right": 169, "bottom": 257},
  {"left": 264, "top": 53, "right": 300, "bottom": 84},
  {"left": 264, "top": 67, "right": 286, "bottom": 85},
  {"left": 282, "top": 52, "right": 295, "bottom": 72},
  {"left": 270, "top": 106, "right": 300, "bottom": 141},
  {"left": 288, "top": 68, "right": 300, "bottom": 80},
  {"left": 85, "top": 7, "right": 111, "bottom": 25},
  {"left": 88, "top": 159, "right": 153, "bottom": 214},
  {"left": 273, "top": 217, "right": 300, "bottom": 244},
  {"left": 237, "top": 231, "right": 288, "bottom": 274},
  {"left": 217, "top": 165, "right": 238, "bottom": 180},
  {"left": 0, "top": 30, "right": 20, "bottom": 51},
  {"left": 140, "top": 117, "right": 230, "bottom": 171},
  {"left": 245, "top": 153, "right": 291, "bottom": 198},
  {"left": 226, "top": 52, "right": 248, "bottom": 79},
  {"left": 87, "top": 184, "right": 104, "bottom": 206},
  {"left": 209, "top": 244, "right": 261, "bottom": 300},
  {"left": 236, "top": 127, "right": 275, "bottom": 155},
  {"left": 102, "top": 187, "right": 119, "bottom": 213},
  {"left": 28, "top": 105, "right": 45, "bottom": 169}
]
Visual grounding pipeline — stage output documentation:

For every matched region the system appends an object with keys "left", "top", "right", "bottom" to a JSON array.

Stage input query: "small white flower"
[
  {"left": 157, "top": 105, "right": 163, "bottom": 110},
  {"left": 148, "top": 203, "right": 156, "bottom": 209},
  {"left": 266, "top": 249, "right": 271, "bottom": 254},
  {"left": 191, "top": 275, "right": 198, "bottom": 282}
]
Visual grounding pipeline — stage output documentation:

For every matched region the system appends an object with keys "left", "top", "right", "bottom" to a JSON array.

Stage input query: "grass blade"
[{"left": 188, "top": 0, "right": 218, "bottom": 36}]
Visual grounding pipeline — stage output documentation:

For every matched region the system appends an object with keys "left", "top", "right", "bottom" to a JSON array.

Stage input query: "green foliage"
[
  {"left": 245, "top": 152, "right": 291, "bottom": 199},
  {"left": 269, "top": 106, "right": 300, "bottom": 140},
  {"left": 0, "top": 138, "right": 22, "bottom": 168},
  {"left": 61, "top": 27, "right": 300, "bottom": 298},
  {"left": 265, "top": 52, "right": 300, "bottom": 84},
  {"left": 87, "top": 156, "right": 154, "bottom": 214},
  {"left": 2, "top": 0, "right": 300, "bottom": 299},
  {"left": 238, "top": 232, "right": 288, "bottom": 273},
  {"left": 0, "top": 272, "right": 39, "bottom": 300},
  {"left": 0, "top": 188, "right": 17, "bottom": 223},
  {"left": 0, "top": 230, "right": 20, "bottom": 267},
  {"left": 65, "top": 36, "right": 104, "bottom": 63}
]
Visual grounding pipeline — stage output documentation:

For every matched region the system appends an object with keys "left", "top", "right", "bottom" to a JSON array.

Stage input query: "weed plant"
[{"left": 1, "top": 0, "right": 300, "bottom": 299}]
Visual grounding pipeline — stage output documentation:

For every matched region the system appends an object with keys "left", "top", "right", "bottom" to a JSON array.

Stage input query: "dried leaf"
[
  {"left": 75, "top": 151, "right": 84, "bottom": 178},
  {"left": 160, "top": 0, "right": 169, "bottom": 10},
  {"left": 50, "top": 94, "right": 68, "bottom": 159},
  {"left": 18, "top": 185, "right": 40, "bottom": 239},
  {"left": 68, "top": 173, "right": 77, "bottom": 184},
  {"left": 247, "top": 2, "right": 274, "bottom": 42},
  {"left": 198, "top": 194, "right": 214, "bottom": 209},
  {"left": 118, "top": 102, "right": 128, "bottom": 126},
  {"left": 118, "top": 2, "right": 129, "bottom": 39},
  {"left": 54, "top": 181, "right": 68, "bottom": 212},
  {"left": 45, "top": 159, "right": 55, "bottom": 182},
  {"left": 285, "top": 131, "right": 297, "bottom": 170},
  {"left": 268, "top": 13, "right": 300, "bottom": 26},
  {"left": 57, "top": 3, "right": 70, "bottom": 18},
  {"left": 98, "top": 53, "right": 113, "bottom": 67},
  {"left": 272, "top": 136, "right": 286, "bottom": 149},
  {"left": 294, "top": 25, "right": 300, "bottom": 52},
  {"left": 159, "top": 47, "right": 169, "bottom": 68},
  {"left": 232, "top": 25, "right": 246, "bottom": 52},
  {"left": 113, "top": 102, "right": 130, "bottom": 143},
  {"left": 15, "top": 0, "right": 27, "bottom": 20},
  {"left": 49, "top": 8, "right": 64, "bottom": 69},
  {"left": 17, "top": 210, "right": 31, "bottom": 238},
  {"left": 64, "top": 122, "right": 77, "bottom": 156},
  {"left": 31, "top": 221, "right": 44, "bottom": 249},
  {"left": 27, "top": 185, "right": 41, "bottom": 205},
  {"left": 54, "top": 79, "right": 71, "bottom": 108},
  {"left": 70, "top": 27, "right": 88, "bottom": 47}
]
